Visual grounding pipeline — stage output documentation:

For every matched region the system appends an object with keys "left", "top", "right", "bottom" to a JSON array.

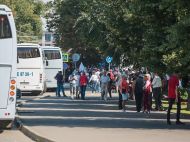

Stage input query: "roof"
[
  {"left": 41, "top": 46, "right": 60, "bottom": 50},
  {"left": 17, "top": 43, "right": 40, "bottom": 48},
  {"left": 0, "top": 5, "right": 11, "bottom": 12}
]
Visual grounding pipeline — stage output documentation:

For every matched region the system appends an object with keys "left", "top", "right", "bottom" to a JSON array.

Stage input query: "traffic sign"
[
  {"left": 63, "top": 63, "right": 69, "bottom": 70},
  {"left": 72, "top": 53, "right": 80, "bottom": 62},
  {"left": 62, "top": 53, "right": 69, "bottom": 62},
  {"left": 106, "top": 56, "right": 113, "bottom": 63}
]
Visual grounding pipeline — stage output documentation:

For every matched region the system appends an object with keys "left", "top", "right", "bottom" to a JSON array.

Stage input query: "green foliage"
[
  {"left": 47, "top": 0, "right": 190, "bottom": 73},
  {"left": 47, "top": 0, "right": 102, "bottom": 66},
  {"left": 0, "top": 0, "right": 44, "bottom": 43},
  {"left": 179, "top": 88, "right": 188, "bottom": 100}
]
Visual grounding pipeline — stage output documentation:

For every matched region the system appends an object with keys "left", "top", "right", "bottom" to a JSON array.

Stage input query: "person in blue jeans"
[{"left": 55, "top": 71, "right": 67, "bottom": 97}]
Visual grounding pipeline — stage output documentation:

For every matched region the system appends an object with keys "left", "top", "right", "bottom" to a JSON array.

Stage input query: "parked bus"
[
  {"left": 42, "top": 46, "right": 63, "bottom": 90},
  {"left": 0, "top": 5, "right": 17, "bottom": 128},
  {"left": 17, "top": 43, "right": 45, "bottom": 95}
]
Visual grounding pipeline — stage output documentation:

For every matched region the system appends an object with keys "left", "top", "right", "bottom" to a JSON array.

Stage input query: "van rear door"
[
  {"left": 0, "top": 13, "right": 13, "bottom": 109},
  {"left": 0, "top": 66, "right": 11, "bottom": 108}
]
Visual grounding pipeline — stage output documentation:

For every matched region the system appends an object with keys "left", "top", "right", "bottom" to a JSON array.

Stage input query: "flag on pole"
[{"left": 79, "top": 62, "right": 85, "bottom": 72}]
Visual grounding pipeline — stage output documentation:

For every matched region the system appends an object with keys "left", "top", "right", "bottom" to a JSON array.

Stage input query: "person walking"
[
  {"left": 95, "top": 69, "right": 101, "bottom": 92},
  {"left": 143, "top": 74, "right": 152, "bottom": 114},
  {"left": 107, "top": 70, "right": 115, "bottom": 98},
  {"left": 68, "top": 73, "right": 77, "bottom": 99},
  {"left": 100, "top": 71, "right": 110, "bottom": 101},
  {"left": 54, "top": 71, "right": 66, "bottom": 97},
  {"left": 134, "top": 73, "right": 144, "bottom": 112},
  {"left": 79, "top": 72, "right": 88, "bottom": 100},
  {"left": 116, "top": 71, "right": 122, "bottom": 109},
  {"left": 167, "top": 72, "right": 184, "bottom": 125},
  {"left": 119, "top": 75, "right": 129, "bottom": 112},
  {"left": 115, "top": 69, "right": 122, "bottom": 93},
  {"left": 89, "top": 71, "right": 99, "bottom": 93},
  {"left": 152, "top": 72, "right": 162, "bottom": 110},
  {"left": 75, "top": 72, "right": 81, "bottom": 99}
]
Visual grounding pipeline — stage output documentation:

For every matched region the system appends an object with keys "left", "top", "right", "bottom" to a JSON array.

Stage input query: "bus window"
[
  {"left": 0, "top": 15, "right": 12, "bottom": 39},
  {"left": 44, "top": 50, "right": 61, "bottom": 60},
  {"left": 18, "top": 48, "right": 40, "bottom": 58}
]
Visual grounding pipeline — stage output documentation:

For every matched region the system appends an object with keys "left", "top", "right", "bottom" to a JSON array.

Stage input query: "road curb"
[
  {"left": 16, "top": 94, "right": 54, "bottom": 142},
  {"left": 15, "top": 117, "right": 55, "bottom": 142}
]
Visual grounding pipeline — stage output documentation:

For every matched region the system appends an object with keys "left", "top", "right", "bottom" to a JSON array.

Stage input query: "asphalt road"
[
  {"left": 17, "top": 91, "right": 190, "bottom": 142},
  {"left": 0, "top": 94, "right": 42, "bottom": 142},
  {"left": 0, "top": 95, "right": 37, "bottom": 142},
  {"left": 0, "top": 127, "right": 34, "bottom": 142}
]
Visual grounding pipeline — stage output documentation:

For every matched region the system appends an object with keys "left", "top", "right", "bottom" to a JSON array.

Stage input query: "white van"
[
  {"left": 0, "top": 5, "right": 17, "bottom": 128},
  {"left": 42, "top": 46, "right": 63, "bottom": 90},
  {"left": 17, "top": 43, "right": 45, "bottom": 95}
]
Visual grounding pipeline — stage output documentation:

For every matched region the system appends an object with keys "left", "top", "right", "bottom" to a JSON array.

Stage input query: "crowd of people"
[{"left": 54, "top": 67, "right": 188, "bottom": 125}]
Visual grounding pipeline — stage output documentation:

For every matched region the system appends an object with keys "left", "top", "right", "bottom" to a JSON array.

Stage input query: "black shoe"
[
  {"left": 176, "top": 121, "right": 185, "bottom": 125},
  {"left": 63, "top": 94, "right": 67, "bottom": 97},
  {"left": 167, "top": 121, "right": 171, "bottom": 125}
]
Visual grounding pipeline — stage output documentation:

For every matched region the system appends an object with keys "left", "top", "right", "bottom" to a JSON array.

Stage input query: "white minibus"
[
  {"left": 42, "top": 46, "right": 63, "bottom": 90},
  {"left": 0, "top": 5, "right": 17, "bottom": 128},
  {"left": 17, "top": 43, "right": 45, "bottom": 95}
]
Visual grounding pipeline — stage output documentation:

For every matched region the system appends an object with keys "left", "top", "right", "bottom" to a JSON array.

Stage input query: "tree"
[
  {"left": 47, "top": 0, "right": 102, "bottom": 66},
  {"left": 0, "top": 0, "right": 44, "bottom": 42},
  {"left": 48, "top": 0, "right": 190, "bottom": 72}
]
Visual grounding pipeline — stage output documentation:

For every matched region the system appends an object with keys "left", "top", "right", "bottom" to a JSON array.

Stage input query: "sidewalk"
[{"left": 17, "top": 91, "right": 190, "bottom": 142}]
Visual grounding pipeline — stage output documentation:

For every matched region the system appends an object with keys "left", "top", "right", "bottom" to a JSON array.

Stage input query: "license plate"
[{"left": 20, "top": 82, "right": 29, "bottom": 85}]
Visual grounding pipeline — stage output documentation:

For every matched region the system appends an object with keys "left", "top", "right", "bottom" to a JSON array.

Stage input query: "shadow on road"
[{"left": 18, "top": 95, "right": 190, "bottom": 130}]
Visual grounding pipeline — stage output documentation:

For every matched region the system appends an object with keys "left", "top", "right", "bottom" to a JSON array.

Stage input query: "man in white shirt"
[
  {"left": 89, "top": 71, "right": 99, "bottom": 93},
  {"left": 68, "top": 73, "right": 78, "bottom": 99},
  {"left": 152, "top": 72, "right": 162, "bottom": 110},
  {"left": 100, "top": 71, "right": 110, "bottom": 101},
  {"left": 95, "top": 69, "right": 101, "bottom": 92},
  {"left": 75, "top": 72, "right": 81, "bottom": 99}
]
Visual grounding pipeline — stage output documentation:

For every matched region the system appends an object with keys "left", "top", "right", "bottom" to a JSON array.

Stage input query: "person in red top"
[
  {"left": 107, "top": 70, "right": 115, "bottom": 98},
  {"left": 167, "top": 72, "right": 184, "bottom": 125},
  {"left": 119, "top": 75, "right": 129, "bottom": 112},
  {"left": 79, "top": 72, "right": 88, "bottom": 100}
]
